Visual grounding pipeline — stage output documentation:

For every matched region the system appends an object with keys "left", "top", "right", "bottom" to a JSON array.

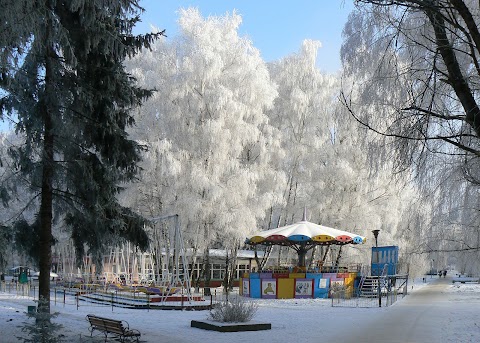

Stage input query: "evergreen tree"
[{"left": 0, "top": 0, "right": 163, "bottom": 313}]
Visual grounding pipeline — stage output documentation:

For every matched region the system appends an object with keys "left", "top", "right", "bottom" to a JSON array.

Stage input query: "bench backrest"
[{"left": 87, "top": 315, "right": 126, "bottom": 335}]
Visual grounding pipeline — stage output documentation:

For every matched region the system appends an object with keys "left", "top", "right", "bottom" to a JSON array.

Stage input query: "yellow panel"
[
  {"left": 344, "top": 277, "right": 355, "bottom": 287},
  {"left": 249, "top": 236, "right": 265, "bottom": 243},
  {"left": 277, "top": 278, "right": 295, "bottom": 299},
  {"left": 289, "top": 273, "right": 306, "bottom": 279},
  {"left": 312, "top": 235, "right": 334, "bottom": 242}
]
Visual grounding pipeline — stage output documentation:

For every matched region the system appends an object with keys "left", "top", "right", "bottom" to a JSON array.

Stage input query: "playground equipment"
[{"left": 52, "top": 214, "right": 193, "bottom": 303}]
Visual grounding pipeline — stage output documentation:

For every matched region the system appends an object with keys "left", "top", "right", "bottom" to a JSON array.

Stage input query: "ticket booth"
[{"left": 371, "top": 245, "right": 398, "bottom": 276}]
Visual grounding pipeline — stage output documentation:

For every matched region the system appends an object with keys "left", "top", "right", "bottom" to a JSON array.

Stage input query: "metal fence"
[
  {"left": 0, "top": 280, "right": 221, "bottom": 311},
  {"left": 331, "top": 281, "right": 407, "bottom": 308}
]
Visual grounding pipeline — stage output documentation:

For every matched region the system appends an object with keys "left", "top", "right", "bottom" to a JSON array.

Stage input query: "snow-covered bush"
[{"left": 209, "top": 296, "right": 258, "bottom": 323}]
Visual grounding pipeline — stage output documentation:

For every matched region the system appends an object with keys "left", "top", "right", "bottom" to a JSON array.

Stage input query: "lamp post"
[{"left": 372, "top": 229, "right": 381, "bottom": 307}]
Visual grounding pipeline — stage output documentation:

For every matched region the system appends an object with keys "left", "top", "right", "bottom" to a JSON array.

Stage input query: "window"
[
  {"left": 237, "top": 264, "right": 249, "bottom": 278},
  {"left": 212, "top": 263, "right": 224, "bottom": 280}
]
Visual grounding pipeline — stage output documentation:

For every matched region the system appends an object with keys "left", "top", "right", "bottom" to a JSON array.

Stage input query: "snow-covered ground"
[{"left": 0, "top": 276, "right": 479, "bottom": 342}]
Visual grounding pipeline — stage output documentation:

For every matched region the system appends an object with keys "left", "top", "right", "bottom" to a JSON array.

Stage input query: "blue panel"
[
  {"left": 313, "top": 277, "right": 330, "bottom": 299},
  {"left": 250, "top": 278, "right": 261, "bottom": 298},
  {"left": 353, "top": 236, "right": 363, "bottom": 244},
  {"left": 371, "top": 246, "right": 399, "bottom": 276},
  {"left": 306, "top": 273, "right": 322, "bottom": 279},
  {"left": 288, "top": 235, "right": 310, "bottom": 242},
  {"left": 249, "top": 272, "right": 260, "bottom": 279}
]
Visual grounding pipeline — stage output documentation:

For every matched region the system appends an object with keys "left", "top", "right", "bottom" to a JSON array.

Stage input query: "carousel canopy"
[{"left": 245, "top": 220, "right": 366, "bottom": 246}]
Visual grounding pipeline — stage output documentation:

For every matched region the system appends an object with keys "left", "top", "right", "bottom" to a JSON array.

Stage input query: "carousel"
[{"left": 242, "top": 210, "right": 365, "bottom": 299}]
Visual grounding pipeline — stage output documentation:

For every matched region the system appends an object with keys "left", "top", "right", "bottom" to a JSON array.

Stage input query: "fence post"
[{"left": 181, "top": 286, "right": 184, "bottom": 308}]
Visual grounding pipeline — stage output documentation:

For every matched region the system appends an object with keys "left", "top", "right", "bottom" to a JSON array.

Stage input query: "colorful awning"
[{"left": 246, "top": 220, "right": 365, "bottom": 246}]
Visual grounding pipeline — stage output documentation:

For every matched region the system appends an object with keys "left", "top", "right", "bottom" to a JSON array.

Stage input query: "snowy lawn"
[{"left": 0, "top": 277, "right": 478, "bottom": 343}]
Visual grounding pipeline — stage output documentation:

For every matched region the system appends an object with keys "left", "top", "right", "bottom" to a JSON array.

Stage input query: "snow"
[{"left": 0, "top": 276, "right": 479, "bottom": 343}]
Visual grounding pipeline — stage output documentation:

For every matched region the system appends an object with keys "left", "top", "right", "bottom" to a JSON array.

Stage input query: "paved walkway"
[{"left": 343, "top": 276, "right": 458, "bottom": 343}]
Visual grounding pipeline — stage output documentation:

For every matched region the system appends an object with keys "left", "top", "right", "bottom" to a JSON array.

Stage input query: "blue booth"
[{"left": 371, "top": 245, "right": 398, "bottom": 276}]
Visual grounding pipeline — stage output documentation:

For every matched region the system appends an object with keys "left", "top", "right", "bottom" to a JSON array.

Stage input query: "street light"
[
  {"left": 372, "top": 229, "right": 380, "bottom": 247},
  {"left": 372, "top": 229, "right": 381, "bottom": 307}
]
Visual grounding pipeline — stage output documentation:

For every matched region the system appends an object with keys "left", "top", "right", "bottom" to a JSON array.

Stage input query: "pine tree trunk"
[
  {"left": 38, "top": 18, "right": 55, "bottom": 314},
  {"left": 38, "top": 98, "right": 54, "bottom": 311}
]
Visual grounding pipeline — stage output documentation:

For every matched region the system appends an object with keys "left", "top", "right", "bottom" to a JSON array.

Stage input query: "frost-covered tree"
[
  {"left": 126, "top": 8, "right": 284, "bottom": 287},
  {"left": 341, "top": 0, "right": 480, "bottom": 269},
  {"left": 0, "top": 0, "right": 162, "bottom": 312},
  {"left": 266, "top": 41, "right": 373, "bottom": 231},
  {"left": 266, "top": 39, "right": 429, "bottom": 271},
  {"left": 342, "top": 0, "right": 480, "bottom": 170}
]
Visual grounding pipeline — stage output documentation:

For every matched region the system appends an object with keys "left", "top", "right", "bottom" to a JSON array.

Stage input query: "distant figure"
[
  {"left": 443, "top": 270, "right": 447, "bottom": 278},
  {"left": 438, "top": 271, "right": 442, "bottom": 277}
]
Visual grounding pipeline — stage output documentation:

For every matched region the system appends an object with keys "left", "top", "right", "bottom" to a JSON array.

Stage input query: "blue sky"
[
  {"left": 0, "top": 1, "right": 354, "bottom": 132},
  {"left": 135, "top": 0, "right": 356, "bottom": 73}
]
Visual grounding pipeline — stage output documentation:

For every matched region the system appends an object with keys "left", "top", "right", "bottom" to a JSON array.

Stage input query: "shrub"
[
  {"left": 18, "top": 297, "right": 64, "bottom": 343},
  {"left": 208, "top": 296, "right": 258, "bottom": 323}
]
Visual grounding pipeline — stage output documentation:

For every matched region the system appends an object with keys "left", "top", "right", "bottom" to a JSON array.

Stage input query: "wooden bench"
[{"left": 86, "top": 314, "right": 141, "bottom": 342}]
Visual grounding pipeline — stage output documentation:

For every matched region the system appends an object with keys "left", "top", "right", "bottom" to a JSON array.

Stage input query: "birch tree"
[
  {"left": 341, "top": 0, "right": 480, "bottom": 268},
  {"left": 126, "top": 8, "right": 285, "bottom": 286}
]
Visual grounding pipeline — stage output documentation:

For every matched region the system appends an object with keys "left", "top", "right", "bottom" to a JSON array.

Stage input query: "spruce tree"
[{"left": 0, "top": 0, "right": 163, "bottom": 313}]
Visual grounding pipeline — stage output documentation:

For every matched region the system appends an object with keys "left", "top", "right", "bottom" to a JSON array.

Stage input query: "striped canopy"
[{"left": 246, "top": 220, "right": 366, "bottom": 246}]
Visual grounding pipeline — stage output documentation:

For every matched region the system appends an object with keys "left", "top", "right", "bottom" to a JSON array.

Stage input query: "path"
[{"left": 342, "top": 276, "right": 467, "bottom": 343}]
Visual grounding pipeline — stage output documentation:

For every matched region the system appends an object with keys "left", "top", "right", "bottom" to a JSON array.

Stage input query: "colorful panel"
[
  {"left": 288, "top": 234, "right": 310, "bottom": 242},
  {"left": 265, "top": 234, "right": 287, "bottom": 242},
  {"left": 277, "top": 278, "right": 295, "bottom": 299},
  {"left": 315, "top": 278, "right": 330, "bottom": 298},
  {"left": 295, "top": 279, "right": 314, "bottom": 298},
  {"left": 312, "top": 235, "right": 335, "bottom": 243},
  {"left": 241, "top": 278, "right": 249, "bottom": 296},
  {"left": 273, "top": 273, "right": 289, "bottom": 278},
  {"left": 250, "top": 278, "right": 261, "bottom": 299},
  {"left": 289, "top": 273, "right": 306, "bottom": 279},
  {"left": 353, "top": 236, "right": 363, "bottom": 244},
  {"left": 249, "top": 236, "right": 265, "bottom": 243},
  {"left": 335, "top": 235, "right": 353, "bottom": 243},
  {"left": 261, "top": 279, "right": 277, "bottom": 299}
]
